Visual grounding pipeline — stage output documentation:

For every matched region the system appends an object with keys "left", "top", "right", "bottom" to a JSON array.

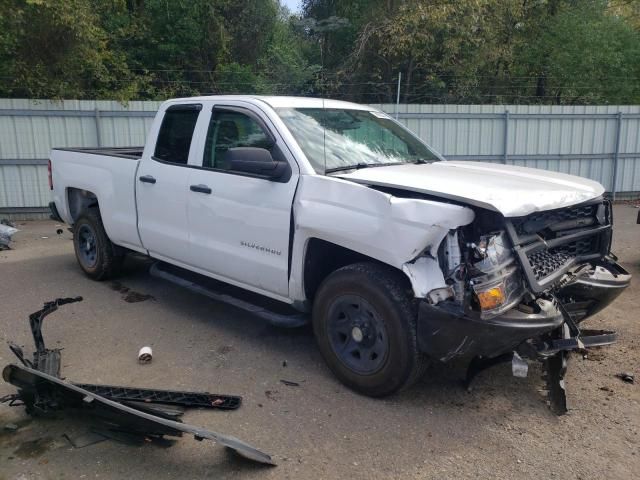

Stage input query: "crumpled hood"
[{"left": 337, "top": 161, "right": 605, "bottom": 217}]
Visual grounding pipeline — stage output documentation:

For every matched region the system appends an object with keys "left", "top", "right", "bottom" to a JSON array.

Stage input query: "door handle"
[
  {"left": 139, "top": 175, "right": 156, "bottom": 184},
  {"left": 190, "top": 184, "right": 212, "bottom": 194}
]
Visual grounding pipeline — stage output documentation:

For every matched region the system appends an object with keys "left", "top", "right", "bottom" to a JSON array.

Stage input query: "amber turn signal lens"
[{"left": 476, "top": 285, "right": 506, "bottom": 310}]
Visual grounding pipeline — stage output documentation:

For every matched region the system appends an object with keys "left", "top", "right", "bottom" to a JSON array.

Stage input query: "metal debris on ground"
[
  {"left": 1, "top": 297, "right": 275, "bottom": 466},
  {"left": 615, "top": 372, "right": 635, "bottom": 384},
  {"left": 3, "top": 423, "right": 19, "bottom": 432}
]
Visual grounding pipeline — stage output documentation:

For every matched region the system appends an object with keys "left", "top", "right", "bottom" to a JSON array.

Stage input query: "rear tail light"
[{"left": 48, "top": 159, "right": 53, "bottom": 190}]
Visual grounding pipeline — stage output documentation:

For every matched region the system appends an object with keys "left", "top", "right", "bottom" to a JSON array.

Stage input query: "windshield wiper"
[
  {"left": 325, "top": 162, "right": 400, "bottom": 174},
  {"left": 325, "top": 163, "right": 371, "bottom": 174}
]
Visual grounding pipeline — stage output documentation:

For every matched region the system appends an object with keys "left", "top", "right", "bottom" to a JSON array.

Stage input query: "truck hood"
[{"left": 337, "top": 161, "right": 605, "bottom": 217}]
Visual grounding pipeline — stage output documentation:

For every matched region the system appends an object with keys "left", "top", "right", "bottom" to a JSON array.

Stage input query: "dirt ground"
[{"left": 0, "top": 205, "right": 638, "bottom": 480}]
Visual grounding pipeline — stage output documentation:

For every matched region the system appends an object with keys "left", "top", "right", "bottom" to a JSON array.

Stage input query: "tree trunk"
[
  {"left": 403, "top": 57, "right": 413, "bottom": 104},
  {"left": 536, "top": 75, "right": 546, "bottom": 99}
]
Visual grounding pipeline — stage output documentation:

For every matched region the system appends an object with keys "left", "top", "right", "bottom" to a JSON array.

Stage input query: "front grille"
[
  {"left": 553, "top": 237, "right": 596, "bottom": 257},
  {"left": 517, "top": 204, "right": 598, "bottom": 235},
  {"left": 527, "top": 250, "right": 572, "bottom": 280},
  {"left": 509, "top": 200, "right": 608, "bottom": 288}
]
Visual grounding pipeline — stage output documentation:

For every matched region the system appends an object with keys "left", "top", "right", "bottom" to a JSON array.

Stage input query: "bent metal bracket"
[{"left": 1, "top": 297, "right": 276, "bottom": 466}]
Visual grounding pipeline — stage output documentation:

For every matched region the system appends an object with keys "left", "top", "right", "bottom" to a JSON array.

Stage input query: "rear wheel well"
[
  {"left": 67, "top": 188, "right": 99, "bottom": 223},
  {"left": 303, "top": 238, "right": 409, "bottom": 302}
]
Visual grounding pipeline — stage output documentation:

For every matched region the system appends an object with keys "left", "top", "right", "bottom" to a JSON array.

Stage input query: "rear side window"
[{"left": 154, "top": 105, "right": 201, "bottom": 165}]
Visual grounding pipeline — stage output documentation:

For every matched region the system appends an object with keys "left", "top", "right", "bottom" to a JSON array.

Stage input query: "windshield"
[{"left": 275, "top": 108, "right": 440, "bottom": 174}]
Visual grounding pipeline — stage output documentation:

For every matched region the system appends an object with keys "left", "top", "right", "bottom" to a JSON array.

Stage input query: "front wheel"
[
  {"left": 73, "top": 209, "right": 123, "bottom": 280},
  {"left": 312, "top": 262, "right": 427, "bottom": 397}
]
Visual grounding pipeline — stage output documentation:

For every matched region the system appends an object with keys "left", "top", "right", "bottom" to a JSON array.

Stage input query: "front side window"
[
  {"left": 154, "top": 105, "right": 201, "bottom": 165},
  {"left": 203, "top": 109, "right": 273, "bottom": 170},
  {"left": 275, "top": 108, "right": 439, "bottom": 173}
]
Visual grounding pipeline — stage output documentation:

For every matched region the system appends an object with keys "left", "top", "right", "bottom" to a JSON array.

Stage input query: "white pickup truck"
[{"left": 49, "top": 96, "right": 630, "bottom": 405}]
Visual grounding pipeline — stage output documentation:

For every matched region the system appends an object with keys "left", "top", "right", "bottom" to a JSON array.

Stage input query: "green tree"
[
  {"left": 1, "top": 0, "right": 639, "bottom": 103},
  {"left": 519, "top": 1, "right": 640, "bottom": 103},
  {"left": 258, "top": 6, "right": 320, "bottom": 95},
  {"left": 0, "top": 0, "right": 136, "bottom": 99}
]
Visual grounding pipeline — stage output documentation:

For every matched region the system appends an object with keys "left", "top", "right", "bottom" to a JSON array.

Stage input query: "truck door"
[
  {"left": 185, "top": 104, "right": 299, "bottom": 298},
  {"left": 137, "top": 104, "right": 202, "bottom": 264}
]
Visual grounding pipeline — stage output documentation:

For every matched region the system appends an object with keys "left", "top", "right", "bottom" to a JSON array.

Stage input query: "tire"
[
  {"left": 73, "top": 208, "right": 123, "bottom": 280},
  {"left": 312, "top": 262, "right": 427, "bottom": 397}
]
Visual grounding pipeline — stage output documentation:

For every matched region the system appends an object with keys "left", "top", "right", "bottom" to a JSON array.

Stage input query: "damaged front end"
[{"left": 416, "top": 198, "right": 630, "bottom": 413}]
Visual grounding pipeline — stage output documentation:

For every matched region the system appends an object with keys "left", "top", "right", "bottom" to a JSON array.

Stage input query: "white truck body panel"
[
  {"left": 136, "top": 159, "right": 192, "bottom": 263},
  {"left": 182, "top": 99, "right": 300, "bottom": 296},
  {"left": 338, "top": 161, "right": 604, "bottom": 217},
  {"left": 288, "top": 175, "right": 475, "bottom": 300},
  {"left": 136, "top": 100, "right": 203, "bottom": 265},
  {"left": 50, "top": 150, "right": 144, "bottom": 252}
]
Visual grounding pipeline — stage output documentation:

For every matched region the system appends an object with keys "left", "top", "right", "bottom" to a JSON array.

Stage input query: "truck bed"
[
  {"left": 50, "top": 147, "right": 144, "bottom": 251},
  {"left": 53, "top": 147, "right": 144, "bottom": 160}
]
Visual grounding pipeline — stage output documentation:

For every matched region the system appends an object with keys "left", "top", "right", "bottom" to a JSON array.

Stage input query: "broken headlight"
[
  {"left": 469, "top": 231, "right": 524, "bottom": 318},
  {"left": 475, "top": 283, "right": 506, "bottom": 310}
]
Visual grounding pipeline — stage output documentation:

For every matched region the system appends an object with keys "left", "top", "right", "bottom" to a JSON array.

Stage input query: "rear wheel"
[
  {"left": 312, "top": 262, "right": 427, "bottom": 397},
  {"left": 73, "top": 209, "right": 123, "bottom": 280}
]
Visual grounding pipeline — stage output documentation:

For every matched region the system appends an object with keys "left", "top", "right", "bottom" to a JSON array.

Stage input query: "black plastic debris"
[
  {"left": 615, "top": 372, "right": 635, "bottom": 384},
  {"left": 280, "top": 380, "right": 300, "bottom": 387},
  {"left": 1, "top": 297, "right": 275, "bottom": 466}
]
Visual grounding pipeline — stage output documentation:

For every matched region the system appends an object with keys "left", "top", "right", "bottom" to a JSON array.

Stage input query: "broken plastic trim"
[
  {"left": 3, "top": 364, "right": 276, "bottom": 465},
  {"left": 2, "top": 297, "right": 275, "bottom": 466},
  {"left": 464, "top": 304, "right": 617, "bottom": 416}
]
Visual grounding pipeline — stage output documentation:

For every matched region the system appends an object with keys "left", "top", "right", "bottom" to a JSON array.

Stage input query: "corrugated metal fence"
[
  {"left": 0, "top": 99, "right": 161, "bottom": 216},
  {"left": 1, "top": 99, "right": 639, "bottom": 217},
  {"left": 375, "top": 104, "right": 640, "bottom": 196}
]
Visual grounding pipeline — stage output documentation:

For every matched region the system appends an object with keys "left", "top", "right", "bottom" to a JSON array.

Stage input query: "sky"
[{"left": 281, "top": 0, "right": 301, "bottom": 13}]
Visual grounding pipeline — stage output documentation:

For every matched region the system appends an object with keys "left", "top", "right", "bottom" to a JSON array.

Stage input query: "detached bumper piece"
[{"left": 1, "top": 297, "right": 275, "bottom": 466}]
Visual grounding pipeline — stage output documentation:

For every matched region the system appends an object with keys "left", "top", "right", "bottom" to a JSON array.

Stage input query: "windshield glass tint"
[{"left": 276, "top": 108, "right": 439, "bottom": 173}]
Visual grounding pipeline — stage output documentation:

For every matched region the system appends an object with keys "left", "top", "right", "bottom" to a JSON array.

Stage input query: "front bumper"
[
  {"left": 417, "top": 259, "right": 630, "bottom": 362},
  {"left": 418, "top": 299, "right": 563, "bottom": 362},
  {"left": 559, "top": 260, "right": 630, "bottom": 322}
]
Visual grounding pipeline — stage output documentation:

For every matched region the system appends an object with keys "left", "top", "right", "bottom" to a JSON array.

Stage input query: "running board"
[{"left": 150, "top": 262, "right": 308, "bottom": 328}]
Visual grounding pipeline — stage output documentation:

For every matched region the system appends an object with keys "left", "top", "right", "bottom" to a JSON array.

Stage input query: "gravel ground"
[{"left": 0, "top": 205, "right": 638, "bottom": 480}]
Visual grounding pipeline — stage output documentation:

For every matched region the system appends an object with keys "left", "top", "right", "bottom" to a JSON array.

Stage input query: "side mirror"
[{"left": 224, "top": 147, "right": 288, "bottom": 180}]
